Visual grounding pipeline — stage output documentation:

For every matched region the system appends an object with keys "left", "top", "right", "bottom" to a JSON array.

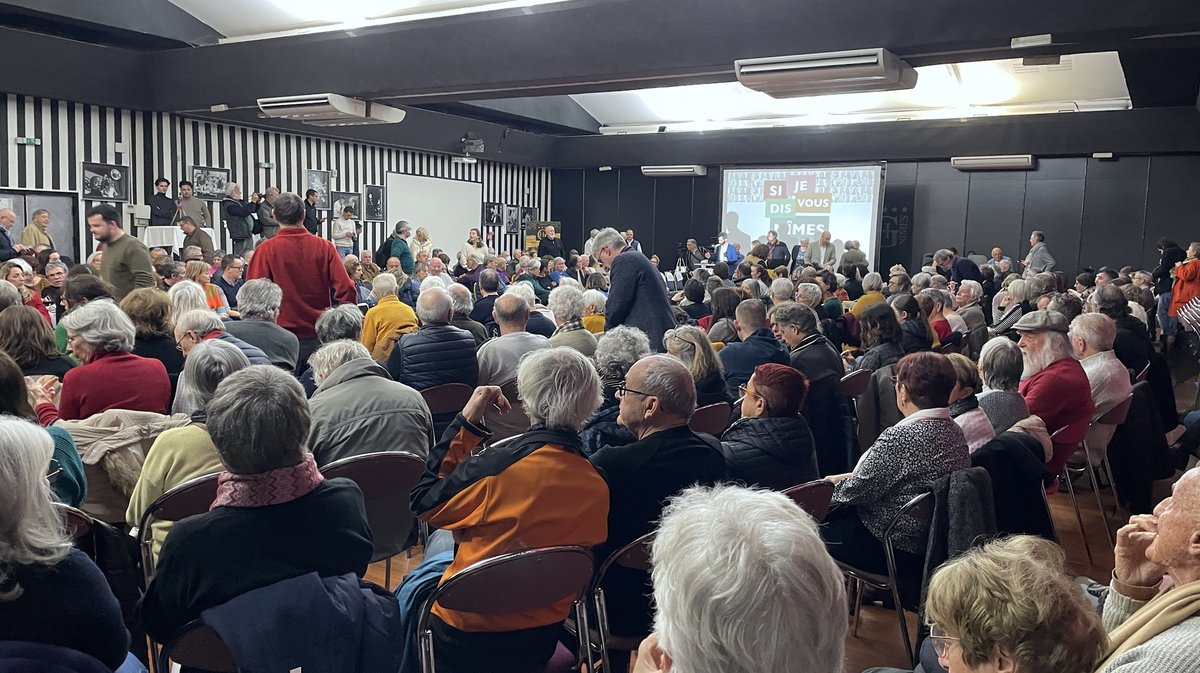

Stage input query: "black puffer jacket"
[
  {"left": 580, "top": 395, "right": 634, "bottom": 456},
  {"left": 719, "top": 416, "right": 820, "bottom": 490},
  {"left": 385, "top": 324, "right": 478, "bottom": 391}
]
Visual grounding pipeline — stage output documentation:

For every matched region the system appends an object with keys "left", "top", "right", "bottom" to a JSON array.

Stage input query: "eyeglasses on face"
[
  {"left": 615, "top": 383, "right": 653, "bottom": 399},
  {"left": 928, "top": 624, "right": 960, "bottom": 657}
]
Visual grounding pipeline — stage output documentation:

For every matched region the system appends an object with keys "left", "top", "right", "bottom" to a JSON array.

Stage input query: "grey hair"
[
  {"left": 181, "top": 245, "right": 203, "bottom": 261},
  {"left": 770, "top": 302, "right": 819, "bottom": 335},
  {"left": 861, "top": 272, "right": 883, "bottom": 292},
  {"left": 224, "top": 181, "right": 240, "bottom": 197},
  {"left": 1070, "top": 313, "right": 1116, "bottom": 352},
  {"left": 264, "top": 186, "right": 280, "bottom": 197},
  {"left": 517, "top": 347, "right": 602, "bottom": 431},
  {"left": 60, "top": 299, "right": 135, "bottom": 353},
  {"left": 45, "top": 261, "right": 69, "bottom": 275},
  {"left": 506, "top": 281, "right": 537, "bottom": 309},
  {"left": 637, "top": 354, "right": 696, "bottom": 420},
  {"left": 180, "top": 339, "right": 251, "bottom": 409},
  {"left": 419, "top": 276, "right": 445, "bottom": 294},
  {"left": 0, "top": 280, "right": 20, "bottom": 311},
  {"left": 207, "top": 366, "right": 310, "bottom": 474},
  {"left": 315, "top": 305, "right": 363, "bottom": 343},
  {"left": 979, "top": 337, "right": 1023, "bottom": 391},
  {"left": 1007, "top": 279, "right": 1030, "bottom": 304},
  {"left": 236, "top": 278, "right": 283, "bottom": 321},
  {"left": 769, "top": 277, "right": 794, "bottom": 302},
  {"left": 416, "top": 286, "right": 453, "bottom": 324},
  {"left": 910, "top": 272, "right": 932, "bottom": 291},
  {"left": 583, "top": 289, "right": 606, "bottom": 315},
  {"left": 0, "top": 416, "right": 71, "bottom": 601},
  {"left": 479, "top": 268, "right": 501, "bottom": 293},
  {"left": 652, "top": 485, "right": 846, "bottom": 673},
  {"left": 371, "top": 272, "right": 397, "bottom": 298},
  {"left": 593, "top": 325, "right": 650, "bottom": 380},
  {"left": 309, "top": 339, "right": 372, "bottom": 385},
  {"left": 558, "top": 276, "right": 583, "bottom": 291},
  {"left": 934, "top": 248, "right": 953, "bottom": 263},
  {"left": 548, "top": 286, "right": 585, "bottom": 322},
  {"left": 174, "top": 308, "right": 224, "bottom": 338},
  {"left": 446, "top": 283, "right": 474, "bottom": 315},
  {"left": 959, "top": 279, "right": 983, "bottom": 301},
  {"left": 592, "top": 227, "right": 627, "bottom": 254},
  {"left": 794, "top": 283, "right": 822, "bottom": 308},
  {"left": 395, "top": 220, "right": 411, "bottom": 234},
  {"left": 167, "top": 280, "right": 209, "bottom": 324}
]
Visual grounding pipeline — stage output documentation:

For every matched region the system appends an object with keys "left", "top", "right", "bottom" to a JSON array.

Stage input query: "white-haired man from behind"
[{"left": 632, "top": 484, "right": 846, "bottom": 673}]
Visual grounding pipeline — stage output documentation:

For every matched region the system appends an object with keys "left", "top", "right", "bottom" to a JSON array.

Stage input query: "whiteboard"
[{"left": 385, "top": 173, "right": 483, "bottom": 254}]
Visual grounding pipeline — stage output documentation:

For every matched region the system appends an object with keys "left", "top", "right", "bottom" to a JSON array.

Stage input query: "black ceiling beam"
[
  {"left": 550, "top": 107, "right": 1200, "bottom": 168},
  {"left": 148, "top": 0, "right": 1200, "bottom": 112},
  {"left": 417, "top": 96, "right": 601, "bottom": 136},
  {"left": 191, "top": 106, "right": 555, "bottom": 168},
  {"left": 1119, "top": 45, "right": 1200, "bottom": 108},
  {"left": 0, "top": 26, "right": 152, "bottom": 109},
  {"left": 0, "top": 0, "right": 223, "bottom": 48}
]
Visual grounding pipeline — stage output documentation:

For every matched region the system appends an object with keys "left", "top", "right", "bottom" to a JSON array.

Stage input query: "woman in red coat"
[
  {"left": 30, "top": 299, "right": 170, "bottom": 424},
  {"left": 1169, "top": 241, "right": 1200, "bottom": 317},
  {"left": 2, "top": 260, "right": 52, "bottom": 324}
]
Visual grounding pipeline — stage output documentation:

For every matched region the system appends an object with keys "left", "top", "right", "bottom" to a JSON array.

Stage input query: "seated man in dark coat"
[
  {"left": 771, "top": 302, "right": 856, "bottom": 473},
  {"left": 139, "top": 365, "right": 374, "bottom": 641},
  {"left": 386, "top": 286, "right": 478, "bottom": 390},
  {"left": 718, "top": 298, "right": 789, "bottom": 398},
  {"left": 720, "top": 363, "right": 819, "bottom": 490},
  {"left": 589, "top": 355, "right": 727, "bottom": 672}
]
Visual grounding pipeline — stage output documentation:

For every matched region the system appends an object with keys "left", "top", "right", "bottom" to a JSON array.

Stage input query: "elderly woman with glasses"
[
  {"left": 28, "top": 299, "right": 170, "bottom": 425},
  {"left": 864, "top": 535, "right": 1105, "bottom": 673},
  {"left": 720, "top": 363, "right": 819, "bottom": 490},
  {"left": 0, "top": 416, "right": 130, "bottom": 669},
  {"left": 821, "top": 351, "right": 969, "bottom": 575}
]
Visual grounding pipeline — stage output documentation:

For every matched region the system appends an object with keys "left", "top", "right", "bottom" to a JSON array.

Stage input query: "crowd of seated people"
[{"left": 3, "top": 216, "right": 1200, "bottom": 673}]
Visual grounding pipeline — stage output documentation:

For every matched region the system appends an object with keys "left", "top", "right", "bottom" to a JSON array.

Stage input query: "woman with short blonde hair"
[
  {"left": 663, "top": 325, "right": 729, "bottom": 406},
  {"left": 185, "top": 260, "right": 232, "bottom": 319}
]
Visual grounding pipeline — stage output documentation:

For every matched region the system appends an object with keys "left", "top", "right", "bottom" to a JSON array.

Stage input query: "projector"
[{"left": 462, "top": 138, "right": 485, "bottom": 154}]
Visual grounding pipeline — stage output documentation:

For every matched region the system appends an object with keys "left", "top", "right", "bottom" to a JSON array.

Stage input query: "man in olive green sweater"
[{"left": 87, "top": 204, "right": 155, "bottom": 300}]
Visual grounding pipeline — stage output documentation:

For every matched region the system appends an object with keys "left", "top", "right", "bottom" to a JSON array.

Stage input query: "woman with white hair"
[
  {"left": 409, "top": 347, "right": 609, "bottom": 673},
  {"left": 125, "top": 340, "right": 250, "bottom": 563},
  {"left": 850, "top": 271, "right": 886, "bottom": 318},
  {"left": 29, "top": 299, "right": 170, "bottom": 423},
  {"left": 582, "top": 288, "right": 606, "bottom": 334},
  {"left": 580, "top": 325, "right": 650, "bottom": 455},
  {"left": 0, "top": 416, "right": 130, "bottom": 668},
  {"left": 361, "top": 271, "right": 418, "bottom": 361},
  {"left": 975, "top": 337, "right": 1030, "bottom": 434},
  {"left": 991, "top": 277, "right": 1032, "bottom": 337},
  {"left": 548, "top": 285, "right": 597, "bottom": 356},
  {"left": 167, "top": 279, "right": 210, "bottom": 325}
]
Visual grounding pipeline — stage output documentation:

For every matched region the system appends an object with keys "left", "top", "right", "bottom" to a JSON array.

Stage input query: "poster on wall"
[
  {"left": 306, "top": 169, "right": 331, "bottom": 209},
  {"left": 520, "top": 207, "right": 538, "bottom": 229},
  {"left": 189, "top": 166, "right": 230, "bottom": 200},
  {"left": 483, "top": 202, "right": 503, "bottom": 227},
  {"left": 363, "top": 185, "right": 385, "bottom": 221},
  {"left": 504, "top": 205, "right": 520, "bottom": 234},
  {"left": 330, "top": 191, "right": 360, "bottom": 218},
  {"left": 81, "top": 162, "right": 130, "bottom": 202}
]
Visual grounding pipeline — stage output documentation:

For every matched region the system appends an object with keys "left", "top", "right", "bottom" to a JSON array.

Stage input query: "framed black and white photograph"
[
  {"left": 520, "top": 207, "right": 538, "bottom": 228},
  {"left": 483, "top": 202, "right": 504, "bottom": 226},
  {"left": 330, "top": 191, "right": 360, "bottom": 218},
  {"left": 81, "top": 162, "right": 130, "bottom": 202},
  {"left": 363, "top": 185, "right": 385, "bottom": 221},
  {"left": 504, "top": 205, "right": 520, "bottom": 234},
  {"left": 306, "top": 169, "right": 331, "bottom": 209},
  {"left": 189, "top": 166, "right": 230, "bottom": 200}
]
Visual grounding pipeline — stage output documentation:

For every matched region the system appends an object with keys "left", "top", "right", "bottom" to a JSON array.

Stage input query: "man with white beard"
[{"left": 1015, "top": 310, "right": 1095, "bottom": 488}]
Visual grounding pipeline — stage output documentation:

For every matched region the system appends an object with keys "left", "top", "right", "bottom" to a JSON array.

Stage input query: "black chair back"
[
  {"left": 782, "top": 479, "right": 835, "bottom": 523},
  {"left": 157, "top": 621, "right": 237, "bottom": 673}
]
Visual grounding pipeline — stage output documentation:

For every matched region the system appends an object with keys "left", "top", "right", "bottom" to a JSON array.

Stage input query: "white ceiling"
[
  {"left": 168, "top": 0, "right": 571, "bottom": 42},
  {"left": 572, "top": 52, "right": 1132, "bottom": 134}
]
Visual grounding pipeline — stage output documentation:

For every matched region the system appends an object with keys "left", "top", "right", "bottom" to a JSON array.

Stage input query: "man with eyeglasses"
[
  {"left": 887, "top": 271, "right": 911, "bottom": 298},
  {"left": 213, "top": 254, "right": 246, "bottom": 309},
  {"left": 590, "top": 355, "right": 726, "bottom": 672}
]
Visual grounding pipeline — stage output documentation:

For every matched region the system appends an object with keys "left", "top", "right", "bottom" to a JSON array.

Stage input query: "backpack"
[{"left": 374, "top": 235, "right": 396, "bottom": 267}]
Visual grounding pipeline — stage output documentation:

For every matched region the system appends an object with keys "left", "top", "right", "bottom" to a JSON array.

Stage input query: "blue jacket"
[
  {"left": 202, "top": 572, "right": 403, "bottom": 673},
  {"left": 386, "top": 323, "right": 478, "bottom": 391},
  {"left": 718, "top": 328, "right": 789, "bottom": 398},
  {"left": 605, "top": 248, "right": 675, "bottom": 352}
]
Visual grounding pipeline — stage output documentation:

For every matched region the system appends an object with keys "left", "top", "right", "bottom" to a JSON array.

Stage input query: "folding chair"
[
  {"left": 838, "top": 491, "right": 935, "bottom": 664},
  {"left": 417, "top": 546, "right": 596, "bottom": 673},
  {"left": 55, "top": 503, "right": 94, "bottom": 543},
  {"left": 321, "top": 451, "right": 426, "bottom": 589},
  {"left": 688, "top": 402, "right": 732, "bottom": 436},
  {"left": 156, "top": 621, "right": 237, "bottom": 673},
  {"left": 591, "top": 533, "right": 655, "bottom": 672},
  {"left": 839, "top": 368, "right": 872, "bottom": 398},
  {"left": 1062, "top": 394, "right": 1134, "bottom": 557},
  {"left": 136, "top": 472, "right": 220, "bottom": 587},
  {"left": 420, "top": 383, "right": 475, "bottom": 437},
  {"left": 782, "top": 479, "right": 835, "bottom": 523}
]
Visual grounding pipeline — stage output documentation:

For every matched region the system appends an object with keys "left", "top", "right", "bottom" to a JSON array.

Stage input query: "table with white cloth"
[{"left": 139, "top": 226, "right": 215, "bottom": 252}]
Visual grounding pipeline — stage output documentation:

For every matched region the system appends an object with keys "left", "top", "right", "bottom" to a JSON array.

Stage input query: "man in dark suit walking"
[{"left": 593, "top": 227, "right": 674, "bottom": 351}]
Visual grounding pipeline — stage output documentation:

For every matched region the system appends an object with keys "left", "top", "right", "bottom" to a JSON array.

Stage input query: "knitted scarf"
[
  {"left": 1096, "top": 580, "right": 1200, "bottom": 672},
  {"left": 211, "top": 453, "right": 324, "bottom": 509}
]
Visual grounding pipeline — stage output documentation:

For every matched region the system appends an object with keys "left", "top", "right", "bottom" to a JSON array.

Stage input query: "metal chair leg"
[
  {"left": 384, "top": 557, "right": 392, "bottom": 590},
  {"left": 1061, "top": 469, "right": 1094, "bottom": 564},
  {"left": 851, "top": 578, "right": 864, "bottom": 636},
  {"left": 890, "top": 583, "right": 914, "bottom": 665},
  {"left": 575, "top": 599, "right": 596, "bottom": 673},
  {"left": 1101, "top": 458, "right": 1123, "bottom": 518},
  {"left": 1084, "top": 461, "right": 1115, "bottom": 546}
]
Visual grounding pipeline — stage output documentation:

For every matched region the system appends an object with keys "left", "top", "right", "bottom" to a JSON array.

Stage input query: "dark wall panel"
[
  {"left": 551, "top": 168, "right": 585, "bottom": 250},
  {"left": 964, "top": 172, "right": 1026, "bottom": 263},
  {"left": 652, "top": 176, "right": 694, "bottom": 268},
  {"left": 1021, "top": 178, "right": 1086, "bottom": 276},
  {"left": 617, "top": 168, "right": 655, "bottom": 236},
  {"left": 1080, "top": 157, "right": 1149, "bottom": 271},
  {"left": 912, "top": 163, "right": 969, "bottom": 269},
  {"left": 692, "top": 171, "right": 722, "bottom": 240},
  {"left": 1144, "top": 155, "right": 1200, "bottom": 268},
  {"left": 582, "top": 169, "right": 620, "bottom": 236}
]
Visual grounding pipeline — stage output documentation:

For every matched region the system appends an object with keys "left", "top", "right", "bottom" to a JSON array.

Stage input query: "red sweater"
[
  {"left": 1018, "top": 357, "right": 1095, "bottom": 476},
  {"left": 26, "top": 294, "right": 51, "bottom": 324},
  {"left": 246, "top": 227, "right": 356, "bottom": 339},
  {"left": 37, "top": 351, "right": 170, "bottom": 424}
]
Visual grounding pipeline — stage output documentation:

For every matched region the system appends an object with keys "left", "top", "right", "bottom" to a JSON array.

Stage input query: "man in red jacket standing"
[{"left": 247, "top": 192, "right": 356, "bottom": 372}]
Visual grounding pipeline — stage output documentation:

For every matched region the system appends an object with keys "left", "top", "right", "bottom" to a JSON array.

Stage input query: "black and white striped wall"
[{"left": 0, "top": 92, "right": 549, "bottom": 259}]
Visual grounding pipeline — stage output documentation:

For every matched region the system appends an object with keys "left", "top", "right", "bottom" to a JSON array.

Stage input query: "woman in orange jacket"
[{"left": 1169, "top": 241, "right": 1200, "bottom": 317}]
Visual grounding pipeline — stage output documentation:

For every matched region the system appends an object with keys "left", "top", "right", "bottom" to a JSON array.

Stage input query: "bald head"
[
  {"left": 0, "top": 208, "right": 15, "bottom": 229},
  {"left": 415, "top": 286, "right": 453, "bottom": 325},
  {"left": 493, "top": 292, "right": 530, "bottom": 329}
]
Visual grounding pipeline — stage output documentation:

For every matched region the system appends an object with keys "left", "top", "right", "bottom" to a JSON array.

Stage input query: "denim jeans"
[
  {"left": 337, "top": 245, "right": 354, "bottom": 258},
  {"left": 1158, "top": 291, "right": 1178, "bottom": 336}
]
